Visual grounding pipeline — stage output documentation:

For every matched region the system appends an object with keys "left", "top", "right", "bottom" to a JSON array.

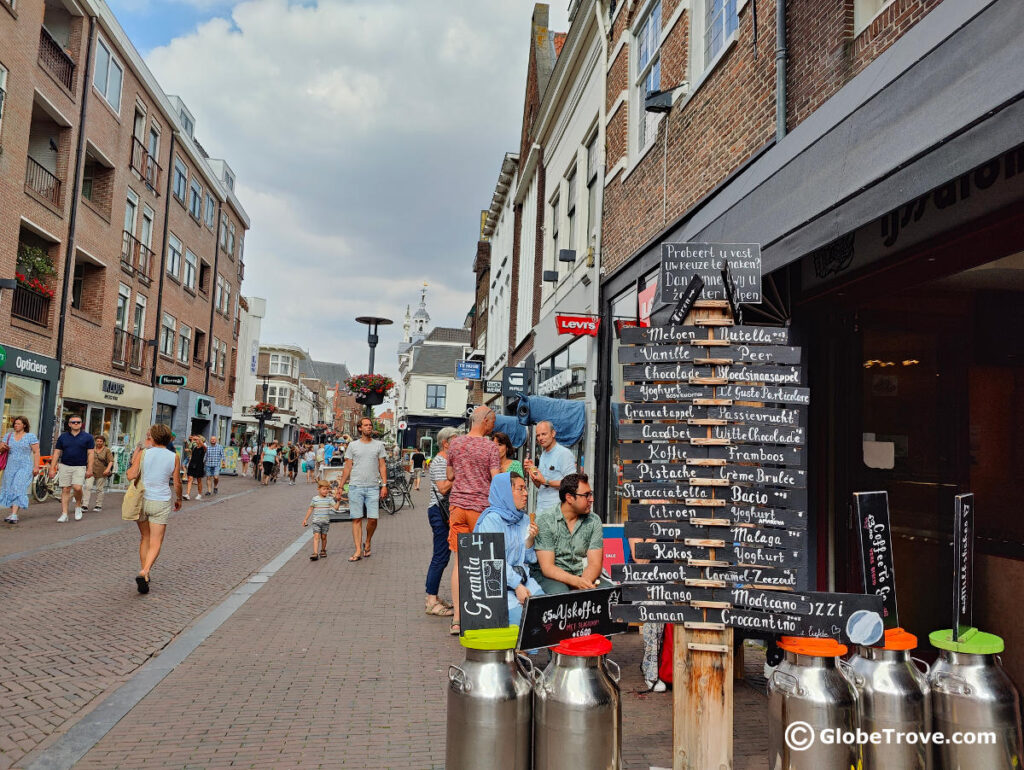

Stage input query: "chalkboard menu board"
[
  {"left": 610, "top": 253, "right": 883, "bottom": 644},
  {"left": 457, "top": 532, "right": 509, "bottom": 634},
  {"left": 854, "top": 491, "right": 900, "bottom": 630},
  {"left": 516, "top": 586, "right": 627, "bottom": 650}
]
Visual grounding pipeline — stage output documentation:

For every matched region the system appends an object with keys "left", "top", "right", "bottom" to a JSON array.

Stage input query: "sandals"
[
  {"left": 362, "top": 542, "right": 372, "bottom": 558},
  {"left": 426, "top": 600, "right": 454, "bottom": 617},
  {"left": 309, "top": 554, "right": 319, "bottom": 561},
  {"left": 319, "top": 550, "right": 327, "bottom": 558},
  {"left": 449, "top": 621, "right": 461, "bottom": 636},
  {"left": 348, "top": 553, "right": 362, "bottom": 562}
]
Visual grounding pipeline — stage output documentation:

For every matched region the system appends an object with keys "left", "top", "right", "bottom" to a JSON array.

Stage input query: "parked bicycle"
[{"left": 32, "top": 456, "right": 59, "bottom": 503}]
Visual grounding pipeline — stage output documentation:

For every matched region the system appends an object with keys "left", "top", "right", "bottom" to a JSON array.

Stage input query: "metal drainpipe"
[
  {"left": 776, "top": 0, "right": 788, "bottom": 142},
  {"left": 205, "top": 201, "right": 223, "bottom": 395},
  {"left": 55, "top": 16, "right": 97, "bottom": 369},
  {"left": 150, "top": 132, "right": 177, "bottom": 404}
]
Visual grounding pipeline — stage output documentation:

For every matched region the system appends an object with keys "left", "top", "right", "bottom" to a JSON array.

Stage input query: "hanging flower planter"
[
  {"left": 251, "top": 401, "right": 277, "bottom": 417},
  {"left": 345, "top": 374, "right": 394, "bottom": 407}
]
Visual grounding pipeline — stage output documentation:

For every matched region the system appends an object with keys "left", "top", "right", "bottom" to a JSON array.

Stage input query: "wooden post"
[{"left": 674, "top": 298, "right": 734, "bottom": 770}]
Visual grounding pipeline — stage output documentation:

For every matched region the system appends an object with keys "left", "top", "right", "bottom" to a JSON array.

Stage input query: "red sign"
[
  {"left": 555, "top": 315, "right": 601, "bottom": 336},
  {"left": 639, "top": 279, "right": 658, "bottom": 327}
]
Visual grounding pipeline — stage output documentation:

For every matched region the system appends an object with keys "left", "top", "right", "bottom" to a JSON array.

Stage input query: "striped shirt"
[
  {"left": 429, "top": 453, "right": 449, "bottom": 508},
  {"left": 309, "top": 495, "right": 334, "bottom": 519}
]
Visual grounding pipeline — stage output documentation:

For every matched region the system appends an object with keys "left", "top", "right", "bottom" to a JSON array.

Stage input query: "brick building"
[
  {"left": 0, "top": 0, "right": 249, "bottom": 454},
  {"left": 591, "top": 0, "right": 1024, "bottom": 684}
]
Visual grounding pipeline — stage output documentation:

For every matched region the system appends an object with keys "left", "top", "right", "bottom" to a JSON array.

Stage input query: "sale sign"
[{"left": 556, "top": 314, "right": 601, "bottom": 336}]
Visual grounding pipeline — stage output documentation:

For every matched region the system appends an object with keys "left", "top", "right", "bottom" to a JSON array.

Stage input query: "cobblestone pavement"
[
  {"left": 5, "top": 480, "right": 770, "bottom": 769},
  {"left": 70, "top": 485, "right": 770, "bottom": 769},
  {"left": 0, "top": 475, "right": 316, "bottom": 770}
]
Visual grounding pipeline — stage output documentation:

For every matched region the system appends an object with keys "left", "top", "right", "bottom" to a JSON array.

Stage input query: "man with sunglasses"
[
  {"left": 49, "top": 415, "right": 95, "bottom": 522},
  {"left": 531, "top": 472, "right": 607, "bottom": 594}
]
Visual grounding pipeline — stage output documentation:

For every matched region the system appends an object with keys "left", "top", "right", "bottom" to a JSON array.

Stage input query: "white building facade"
[{"left": 230, "top": 296, "right": 266, "bottom": 445}]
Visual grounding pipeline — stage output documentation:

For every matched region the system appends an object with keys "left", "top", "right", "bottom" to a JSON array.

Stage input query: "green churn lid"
[
  {"left": 929, "top": 627, "right": 1005, "bottom": 655},
  {"left": 460, "top": 625, "right": 520, "bottom": 650}
]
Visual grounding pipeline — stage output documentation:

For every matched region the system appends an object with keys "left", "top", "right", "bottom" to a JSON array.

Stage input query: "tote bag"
[
  {"left": 0, "top": 432, "right": 12, "bottom": 471},
  {"left": 122, "top": 478, "right": 145, "bottom": 521}
]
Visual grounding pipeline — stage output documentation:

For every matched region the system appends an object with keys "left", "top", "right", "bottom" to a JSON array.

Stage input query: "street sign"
[
  {"left": 484, "top": 379, "right": 502, "bottom": 394},
  {"left": 397, "top": 420, "right": 408, "bottom": 431},
  {"left": 501, "top": 366, "right": 532, "bottom": 399},
  {"left": 455, "top": 360, "right": 483, "bottom": 380},
  {"left": 158, "top": 374, "right": 187, "bottom": 387}
]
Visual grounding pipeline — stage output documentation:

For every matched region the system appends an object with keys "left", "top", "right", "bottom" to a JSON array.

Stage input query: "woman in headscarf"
[{"left": 473, "top": 471, "right": 544, "bottom": 626}]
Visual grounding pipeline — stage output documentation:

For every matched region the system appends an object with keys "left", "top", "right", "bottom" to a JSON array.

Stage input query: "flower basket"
[
  {"left": 345, "top": 374, "right": 393, "bottom": 407},
  {"left": 355, "top": 390, "right": 385, "bottom": 406},
  {"left": 251, "top": 401, "right": 277, "bottom": 417}
]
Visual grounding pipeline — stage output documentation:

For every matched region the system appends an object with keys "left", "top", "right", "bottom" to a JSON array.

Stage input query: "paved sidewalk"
[
  {"left": 1, "top": 475, "right": 320, "bottom": 770},
  {"left": 63, "top": 485, "right": 770, "bottom": 770}
]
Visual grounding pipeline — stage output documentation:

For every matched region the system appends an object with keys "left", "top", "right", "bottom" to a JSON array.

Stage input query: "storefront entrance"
[{"left": 0, "top": 345, "right": 59, "bottom": 452}]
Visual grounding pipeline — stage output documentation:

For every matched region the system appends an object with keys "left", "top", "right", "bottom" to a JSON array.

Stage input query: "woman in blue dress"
[{"left": 1, "top": 416, "right": 41, "bottom": 524}]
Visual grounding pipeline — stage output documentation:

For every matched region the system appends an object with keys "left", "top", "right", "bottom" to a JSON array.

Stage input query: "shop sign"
[
  {"left": 536, "top": 367, "right": 572, "bottom": 396},
  {"left": 555, "top": 314, "right": 600, "bottom": 336},
  {"left": 101, "top": 379, "right": 126, "bottom": 401},
  {"left": 658, "top": 243, "right": 762, "bottom": 304},
  {"left": 454, "top": 360, "right": 483, "bottom": 380},
  {"left": 855, "top": 491, "right": 900, "bottom": 629},
  {"left": 501, "top": 367, "right": 532, "bottom": 399},
  {"left": 517, "top": 586, "right": 627, "bottom": 650},
  {"left": 456, "top": 532, "right": 509, "bottom": 633},
  {"left": 397, "top": 420, "right": 408, "bottom": 431},
  {"left": 0, "top": 344, "right": 58, "bottom": 381},
  {"left": 195, "top": 398, "right": 213, "bottom": 419},
  {"left": 158, "top": 375, "right": 187, "bottom": 387},
  {"left": 483, "top": 379, "right": 502, "bottom": 394}
]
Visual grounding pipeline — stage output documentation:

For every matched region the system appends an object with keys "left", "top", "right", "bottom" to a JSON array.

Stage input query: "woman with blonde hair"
[{"left": 126, "top": 424, "right": 182, "bottom": 593}]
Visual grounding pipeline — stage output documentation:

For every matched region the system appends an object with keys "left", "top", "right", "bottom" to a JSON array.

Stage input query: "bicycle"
[{"left": 32, "top": 457, "right": 59, "bottom": 503}]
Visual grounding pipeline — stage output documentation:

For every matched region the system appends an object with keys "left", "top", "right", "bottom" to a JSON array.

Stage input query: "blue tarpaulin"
[
  {"left": 493, "top": 414, "right": 528, "bottom": 448},
  {"left": 515, "top": 395, "right": 586, "bottom": 446}
]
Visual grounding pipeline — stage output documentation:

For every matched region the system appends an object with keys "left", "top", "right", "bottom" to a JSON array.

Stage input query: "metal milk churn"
[
  {"left": 533, "top": 633, "right": 622, "bottom": 770},
  {"left": 446, "top": 626, "right": 532, "bottom": 770},
  {"left": 768, "top": 636, "right": 860, "bottom": 770},
  {"left": 928, "top": 628, "right": 1023, "bottom": 770},
  {"left": 845, "top": 627, "right": 932, "bottom": 769}
]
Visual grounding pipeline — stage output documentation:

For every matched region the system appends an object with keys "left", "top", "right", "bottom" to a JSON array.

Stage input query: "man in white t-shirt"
[
  {"left": 339, "top": 417, "right": 387, "bottom": 562},
  {"left": 524, "top": 420, "right": 577, "bottom": 512}
]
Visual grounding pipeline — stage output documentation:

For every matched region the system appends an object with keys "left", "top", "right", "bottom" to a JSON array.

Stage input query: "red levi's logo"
[{"left": 556, "top": 315, "right": 601, "bottom": 336}]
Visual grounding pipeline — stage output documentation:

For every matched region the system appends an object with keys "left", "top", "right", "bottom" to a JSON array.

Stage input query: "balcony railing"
[
  {"left": 11, "top": 285, "right": 51, "bottom": 327},
  {"left": 38, "top": 27, "right": 75, "bottom": 92},
  {"left": 121, "top": 231, "right": 154, "bottom": 283},
  {"left": 25, "top": 157, "right": 61, "bottom": 206},
  {"left": 129, "top": 136, "right": 162, "bottom": 193},
  {"left": 113, "top": 327, "right": 146, "bottom": 372},
  {"left": 193, "top": 354, "right": 205, "bottom": 367}
]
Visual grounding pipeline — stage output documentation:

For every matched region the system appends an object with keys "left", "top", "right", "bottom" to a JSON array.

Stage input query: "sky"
[{"left": 108, "top": 0, "right": 571, "bottom": 385}]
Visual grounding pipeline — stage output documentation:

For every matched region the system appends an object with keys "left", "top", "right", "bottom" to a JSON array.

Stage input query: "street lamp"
[
  {"left": 355, "top": 315, "right": 393, "bottom": 417},
  {"left": 256, "top": 374, "right": 271, "bottom": 479},
  {"left": 355, "top": 315, "right": 393, "bottom": 375}
]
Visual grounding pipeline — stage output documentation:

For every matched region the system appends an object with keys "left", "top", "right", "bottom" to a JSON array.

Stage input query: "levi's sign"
[{"left": 555, "top": 314, "right": 600, "bottom": 337}]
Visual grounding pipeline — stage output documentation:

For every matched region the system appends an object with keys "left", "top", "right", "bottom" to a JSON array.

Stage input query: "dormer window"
[{"left": 180, "top": 110, "right": 194, "bottom": 138}]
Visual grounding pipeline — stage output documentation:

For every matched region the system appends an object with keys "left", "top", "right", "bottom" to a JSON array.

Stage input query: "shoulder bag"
[
  {"left": 122, "top": 449, "right": 146, "bottom": 521},
  {"left": 0, "top": 432, "right": 12, "bottom": 471}
]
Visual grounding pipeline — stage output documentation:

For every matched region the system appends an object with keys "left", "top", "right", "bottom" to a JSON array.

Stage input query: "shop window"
[
  {"left": 155, "top": 403, "right": 174, "bottom": 427},
  {"left": 426, "top": 384, "right": 446, "bottom": 410},
  {"left": 1, "top": 376, "right": 44, "bottom": 437}
]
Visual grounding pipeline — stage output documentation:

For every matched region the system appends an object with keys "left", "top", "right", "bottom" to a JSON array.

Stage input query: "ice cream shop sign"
[{"left": 555, "top": 314, "right": 600, "bottom": 337}]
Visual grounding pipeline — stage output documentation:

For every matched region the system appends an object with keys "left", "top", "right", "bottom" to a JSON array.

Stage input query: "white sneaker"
[
  {"left": 74, "top": 507, "right": 83, "bottom": 521},
  {"left": 57, "top": 513, "right": 68, "bottom": 523}
]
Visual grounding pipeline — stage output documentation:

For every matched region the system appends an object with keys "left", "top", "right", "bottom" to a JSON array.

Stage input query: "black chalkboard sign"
[
  {"left": 658, "top": 243, "right": 762, "bottom": 303},
  {"left": 625, "top": 503, "right": 807, "bottom": 529},
  {"left": 854, "top": 491, "right": 899, "bottom": 629},
  {"left": 619, "top": 324, "right": 789, "bottom": 346},
  {"left": 624, "top": 519, "right": 805, "bottom": 550},
  {"left": 516, "top": 586, "right": 627, "bottom": 650},
  {"left": 612, "top": 562, "right": 800, "bottom": 588},
  {"left": 619, "top": 481, "right": 808, "bottom": 510},
  {"left": 457, "top": 532, "right": 509, "bottom": 634},
  {"left": 623, "top": 363, "right": 803, "bottom": 385},
  {"left": 622, "top": 462, "right": 806, "bottom": 488},
  {"left": 953, "top": 493, "right": 975, "bottom": 642},
  {"left": 617, "top": 442, "right": 804, "bottom": 466},
  {"left": 618, "top": 344, "right": 802, "bottom": 366},
  {"left": 623, "top": 383, "right": 811, "bottom": 406},
  {"left": 614, "top": 402, "right": 805, "bottom": 427},
  {"left": 633, "top": 541, "right": 802, "bottom": 569},
  {"left": 617, "top": 423, "right": 805, "bottom": 445}
]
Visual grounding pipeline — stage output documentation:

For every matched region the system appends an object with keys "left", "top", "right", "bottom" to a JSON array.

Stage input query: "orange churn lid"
[
  {"left": 778, "top": 636, "right": 848, "bottom": 657},
  {"left": 878, "top": 627, "right": 917, "bottom": 650},
  {"left": 551, "top": 634, "right": 613, "bottom": 657}
]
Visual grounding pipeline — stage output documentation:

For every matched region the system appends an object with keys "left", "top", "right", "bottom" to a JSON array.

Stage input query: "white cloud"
[{"left": 144, "top": 0, "right": 569, "bottom": 379}]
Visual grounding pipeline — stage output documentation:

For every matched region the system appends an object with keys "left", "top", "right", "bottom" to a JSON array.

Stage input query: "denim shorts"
[
  {"left": 205, "top": 464, "right": 221, "bottom": 477},
  {"left": 348, "top": 485, "right": 380, "bottom": 519},
  {"left": 310, "top": 518, "right": 330, "bottom": 535}
]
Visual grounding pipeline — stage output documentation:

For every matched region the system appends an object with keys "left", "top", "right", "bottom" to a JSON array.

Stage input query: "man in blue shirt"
[
  {"left": 49, "top": 416, "right": 95, "bottom": 522},
  {"left": 204, "top": 435, "right": 225, "bottom": 495},
  {"left": 524, "top": 420, "right": 577, "bottom": 512}
]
